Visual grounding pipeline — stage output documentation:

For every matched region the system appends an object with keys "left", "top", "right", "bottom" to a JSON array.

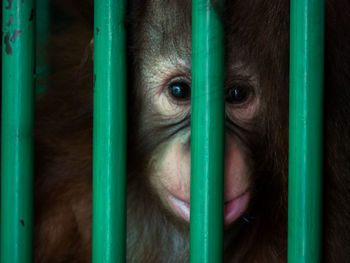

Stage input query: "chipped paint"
[
  {"left": 4, "top": 32, "right": 12, "bottom": 54},
  {"left": 10, "top": 30, "right": 22, "bottom": 42},
  {"left": 3, "top": 30, "right": 23, "bottom": 55},
  {"left": 5, "top": 0, "right": 13, "bottom": 10},
  {"left": 96, "top": 28, "right": 100, "bottom": 34},
  {"left": 20, "top": 220, "right": 25, "bottom": 227},
  {"left": 6, "top": 17, "right": 14, "bottom": 27}
]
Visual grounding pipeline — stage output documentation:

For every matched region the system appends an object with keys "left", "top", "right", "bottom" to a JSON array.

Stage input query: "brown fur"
[{"left": 33, "top": 1, "right": 350, "bottom": 262}]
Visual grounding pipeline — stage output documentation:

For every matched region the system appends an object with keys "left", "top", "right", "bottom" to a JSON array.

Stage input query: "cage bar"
[
  {"left": 288, "top": 0, "right": 324, "bottom": 262},
  {"left": 190, "top": 0, "right": 225, "bottom": 262},
  {"left": 1, "top": 0, "right": 35, "bottom": 262},
  {"left": 92, "top": 0, "right": 127, "bottom": 263}
]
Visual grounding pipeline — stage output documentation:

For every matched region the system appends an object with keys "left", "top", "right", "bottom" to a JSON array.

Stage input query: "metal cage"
[{"left": 1, "top": 0, "right": 324, "bottom": 262}]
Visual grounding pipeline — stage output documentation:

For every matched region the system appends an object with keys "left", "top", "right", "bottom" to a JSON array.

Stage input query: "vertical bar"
[
  {"left": 288, "top": 0, "right": 324, "bottom": 262},
  {"left": 92, "top": 0, "right": 127, "bottom": 262},
  {"left": 190, "top": 0, "right": 225, "bottom": 262},
  {"left": 1, "top": 0, "right": 35, "bottom": 262}
]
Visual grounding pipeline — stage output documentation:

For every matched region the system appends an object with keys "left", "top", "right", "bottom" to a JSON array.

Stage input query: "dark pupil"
[
  {"left": 169, "top": 83, "right": 190, "bottom": 100},
  {"left": 226, "top": 86, "right": 249, "bottom": 104}
]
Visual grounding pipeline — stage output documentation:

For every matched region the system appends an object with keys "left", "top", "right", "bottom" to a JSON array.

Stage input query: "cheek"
[
  {"left": 223, "top": 135, "right": 251, "bottom": 224},
  {"left": 148, "top": 131, "right": 192, "bottom": 222},
  {"left": 149, "top": 131, "right": 191, "bottom": 203},
  {"left": 224, "top": 135, "right": 251, "bottom": 200}
]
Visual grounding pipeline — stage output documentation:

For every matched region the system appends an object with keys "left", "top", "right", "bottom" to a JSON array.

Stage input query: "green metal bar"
[
  {"left": 92, "top": 0, "right": 127, "bottom": 262},
  {"left": 190, "top": 0, "right": 225, "bottom": 262},
  {"left": 288, "top": 0, "right": 324, "bottom": 262},
  {"left": 1, "top": 0, "right": 35, "bottom": 262}
]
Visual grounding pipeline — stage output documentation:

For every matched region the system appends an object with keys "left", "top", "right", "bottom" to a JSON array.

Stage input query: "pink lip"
[{"left": 168, "top": 192, "right": 249, "bottom": 225}]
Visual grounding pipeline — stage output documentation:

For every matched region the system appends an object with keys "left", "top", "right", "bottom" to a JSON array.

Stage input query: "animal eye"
[
  {"left": 226, "top": 85, "right": 251, "bottom": 104},
  {"left": 168, "top": 82, "right": 191, "bottom": 101}
]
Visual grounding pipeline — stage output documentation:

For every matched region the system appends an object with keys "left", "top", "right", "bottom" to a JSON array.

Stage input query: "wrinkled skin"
[{"left": 33, "top": 0, "right": 350, "bottom": 262}]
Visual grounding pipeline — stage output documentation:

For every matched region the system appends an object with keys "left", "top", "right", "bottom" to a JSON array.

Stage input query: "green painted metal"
[
  {"left": 288, "top": 0, "right": 324, "bottom": 262},
  {"left": 92, "top": 0, "right": 127, "bottom": 262},
  {"left": 1, "top": 0, "right": 35, "bottom": 262},
  {"left": 190, "top": 0, "right": 225, "bottom": 262}
]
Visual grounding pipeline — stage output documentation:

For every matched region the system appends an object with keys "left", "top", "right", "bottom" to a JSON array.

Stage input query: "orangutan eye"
[
  {"left": 226, "top": 84, "right": 252, "bottom": 104},
  {"left": 168, "top": 82, "right": 191, "bottom": 101}
]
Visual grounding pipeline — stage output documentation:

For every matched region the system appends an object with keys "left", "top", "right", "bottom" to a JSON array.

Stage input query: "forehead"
[
  {"left": 137, "top": 0, "right": 192, "bottom": 61},
  {"left": 133, "top": 0, "right": 289, "bottom": 69}
]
